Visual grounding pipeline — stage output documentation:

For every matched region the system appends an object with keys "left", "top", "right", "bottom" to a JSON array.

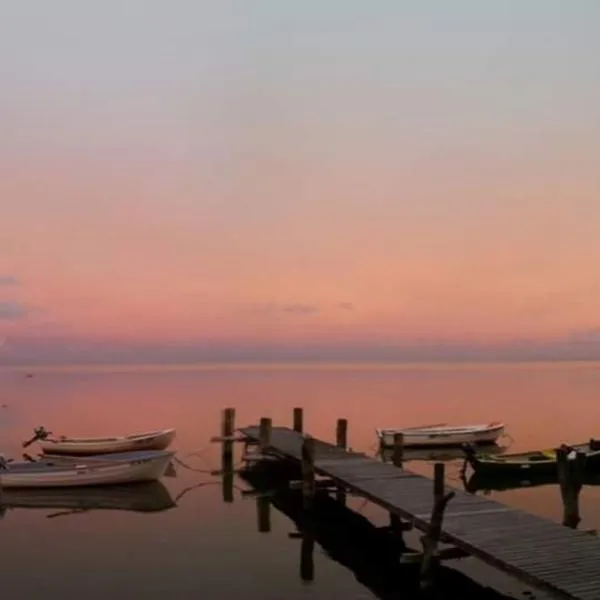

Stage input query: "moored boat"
[
  {"left": 461, "top": 439, "right": 600, "bottom": 476},
  {"left": 375, "top": 421, "right": 505, "bottom": 448},
  {"left": 379, "top": 442, "right": 506, "bottom": 464},
  {"left": 24, "top": 426, "right": 176, "bottom": 455},
  {"left": 0, "top": 449, "right": 174, "bottom": 488}
]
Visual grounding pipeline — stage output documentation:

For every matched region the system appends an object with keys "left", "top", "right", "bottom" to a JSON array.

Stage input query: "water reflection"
[
  {"left": 0, "top": 481, "right": 176, "bottom": 519},
  {"left": 237, "top": 462, "right": 516, "bottom": 600}
]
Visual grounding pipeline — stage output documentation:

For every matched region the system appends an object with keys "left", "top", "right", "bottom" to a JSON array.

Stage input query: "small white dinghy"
[
  {"left": 375, "top": 421, "right": 505, "bottom": 448},
  {"left": 0, "top": 450, "right": 174, "bottom": 488},
  {"left": 24, "top": 427, "right": 176, "bottom": 455}
]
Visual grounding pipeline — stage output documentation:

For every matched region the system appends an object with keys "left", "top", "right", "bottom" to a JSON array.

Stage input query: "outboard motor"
[{"left": 22, "top": 425, "right": 51, "bottom": 448}]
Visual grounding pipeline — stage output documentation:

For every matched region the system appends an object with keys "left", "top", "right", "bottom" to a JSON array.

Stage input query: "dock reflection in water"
[
  {"left": 0, "top": 481, "right": 177, "bottom": 519},
  {"left": 237, "top": 462, "right": 516, "bottom": 600}
]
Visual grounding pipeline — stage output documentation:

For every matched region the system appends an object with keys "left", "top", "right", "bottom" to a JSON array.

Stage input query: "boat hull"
[
  {"left": 0, "top": 450, "right": 174, "bottom": 488},
  {"left": 39, "top": 428, "right": 176, "bottom": 455},
  {"left": 463, "top": 442, "right": 600, "bottom": 476},
  {"left": 376, "top": 423, "right": 504, "bottom": 448}
]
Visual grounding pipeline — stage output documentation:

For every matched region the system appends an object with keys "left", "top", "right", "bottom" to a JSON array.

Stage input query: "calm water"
[{"left": 2, "top": 361, "right": 600, "bottom": 599}]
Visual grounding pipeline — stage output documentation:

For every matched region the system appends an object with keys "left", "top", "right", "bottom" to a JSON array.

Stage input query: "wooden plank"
[{"left": 239, "top": 425, "right": 600, "bottom": 600}]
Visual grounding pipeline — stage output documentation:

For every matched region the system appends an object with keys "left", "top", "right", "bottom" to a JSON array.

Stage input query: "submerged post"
[
  {"left": 293, "top": 407, "right": 304, "bottom": 433},
  {"left": 221, "top": 442, "right": 234, "bottom": 503},
  {"left": 257, "top": 496, "right": 271, "bottom": 533},
  {"left": 302, "top": 436, "right": 316, "bottom": 510},
  {"left": 392, "top": 433, "right": 404, "bottom": 468},
  {"left": 420, "top": 462, "right": 455, "bottom": 589},
  {"left": 300, "top": 520, "right": 315, "bottom": 583}
]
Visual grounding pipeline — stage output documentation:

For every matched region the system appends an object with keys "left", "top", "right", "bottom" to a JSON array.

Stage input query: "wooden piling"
[
  {"left": 293, "top": 407, "right": 304, "bottom": 433},
  {"left": 557, "top": 447, "right": 584, "bottom": 529},
  {"left": 257, "top": 496, "right": 271, "bottom": 532},
  {"left": 392, "top": 433, "right": 404, "bottom": 468},
  {"left": 301, "top": 436, "right": 316, "bottom": 510},
  {"left": 258, "top": 417, "right": 272, "bottom": 454},
  {"left": 335, "top": 418, "right": 348, "bottom": 449},
  {"left": 334, "top": 419, "right": 348, "bottom": 505},
  {"left": 220, "top": 408, "right": 236, "bottom": 455},
  {"left": 420, "top": 462, "right": 455, "bottom": 589}
]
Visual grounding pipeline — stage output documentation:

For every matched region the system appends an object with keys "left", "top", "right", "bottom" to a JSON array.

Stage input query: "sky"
[{"left": 1, "top": 1, "right": 600, "bottom": 363}]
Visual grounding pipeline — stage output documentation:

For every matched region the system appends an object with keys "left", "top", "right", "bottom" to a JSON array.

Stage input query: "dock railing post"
[
  {"left": 420, "top": 462, "right": 455, "bottom": 590},
  {"left": 302, "top": 436, "right": 316, "bottom": 510},
  {"left": 293, "top": 408, "right": 304, "bottom": 433},
  {"left": 557, "top": 447, "right": 584, "bottom": 529},
  {"left": 392, "top": 433, "right": 404, "bottom": 468}
]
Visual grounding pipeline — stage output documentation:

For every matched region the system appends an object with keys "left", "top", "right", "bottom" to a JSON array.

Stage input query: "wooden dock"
[{"left": 239, "top": 424, "right": 600, "bottom": 600}]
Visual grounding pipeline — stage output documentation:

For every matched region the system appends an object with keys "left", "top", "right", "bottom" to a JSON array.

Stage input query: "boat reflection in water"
[
  {"left": 463, "top": 471, "right": 600, "bottom": 494},
  {"left": 0, "top": 481, "right": 176, "bottom": 519}
]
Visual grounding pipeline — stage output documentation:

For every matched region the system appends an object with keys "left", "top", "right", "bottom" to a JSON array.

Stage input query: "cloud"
[
  {"left": 0, "top": 276, "right": 19, "bottom": 286},
  {"left": 280, "top": 303, "right": 319, "bottom": 315},
  {"left": 249, "top": 302, "right": 320, "bottom": 316},
  {"left": 0, "top": 301, "right": 29, "bottom": 320},
  {"left": 338, "top": 302, "right": 355, "bottom": 311}
]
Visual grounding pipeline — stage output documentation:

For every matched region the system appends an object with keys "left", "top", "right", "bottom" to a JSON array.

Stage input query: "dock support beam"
[
  {"left": 302, "top": 436, "right": 316, "bottom": 510},
  {"left": 293, "top": 407, "right": 304, "bottom": 433},
  {"left": 420, "top": 462, "right": 455, "bottom": 590},
  {"left": 557, "top": 447, "right": 584, "bottom": 529}
]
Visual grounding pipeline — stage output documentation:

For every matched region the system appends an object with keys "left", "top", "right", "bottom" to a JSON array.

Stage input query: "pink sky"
[{"left": 2, "top": 3, "right": 600, "bottom": 362}]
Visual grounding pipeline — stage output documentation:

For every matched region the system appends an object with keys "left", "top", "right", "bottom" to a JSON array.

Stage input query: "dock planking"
[{"left": 240, "top": 425, "right": 600, "bottom": 600}]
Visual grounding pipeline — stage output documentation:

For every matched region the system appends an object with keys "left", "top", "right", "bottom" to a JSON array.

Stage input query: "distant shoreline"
[{"left": 3, "top": 358, "right": 600, "bottom": 373}]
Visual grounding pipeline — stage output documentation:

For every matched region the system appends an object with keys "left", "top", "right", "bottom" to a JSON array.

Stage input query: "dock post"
[
  {"left": 302, "top": 436, "right": 316, "bottom": 510},
  {"left": 392, "top": 433, "right": 404, "bottom": 468},
  {"left": 293, "top": 407, "right": 304, "bottom": 433},
  {"left": 335, "top": 418, "right": 348, "bottom": 505},
  {"left": 220, "top": 408, "right": 236, "bottom": 502},
  {"left": 420, "top": 462, "right": 455, "bottom": 590},
  {"left": 335, "top": 418, "right": 348, "bottom": 449},
  {"left": 258, "top": 417, "right": 272, "bottom": 455},
  {"left": 257, "top": 496, "right": 271, "bottom": 533},
  {"left": 221, "top": 407, "right": 236, "bottom": 456},
  {"left": 557, "top": 447, "right": 584, "bottom": 528}
]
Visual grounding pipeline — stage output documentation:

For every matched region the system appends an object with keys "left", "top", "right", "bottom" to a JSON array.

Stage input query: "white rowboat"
[
  {"left": 375, "top": 422, "right": 505, "bottom": 448},
  {"left": 38, "top": 428, "right": 176, "bottom": 455},
  {"left": 0, "top": 450, "right": 174, "bottom": 488}
]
